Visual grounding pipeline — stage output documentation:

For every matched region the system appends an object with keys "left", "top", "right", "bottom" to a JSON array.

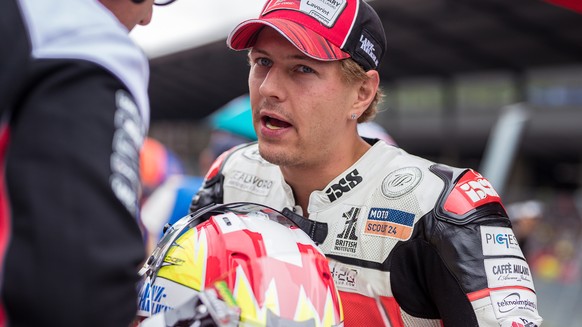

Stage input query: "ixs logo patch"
[
  {"left": 481, "top": 226, "right": 524, "bottom": 258},
  {"left": 364, "top": 207, "right": 415, "bottom": 241},
  {"left": 225, "top": 170, "right": 274, "bottom": 196},
  {"left": 444, "top": 170, "right": 502, "bottom": 215},
  {"left": 484, "top": 258, "right": 535, "bottom": 291},
  {"left": 381, "top": 167, "right": 422, "bottom": 199},
  {"left": 333, "top": 207, "right": 361, "bottom": 254},
  {"left": 325, "top": 169, "right": 362, "bottom": 202},
  {"left": 458, "top": 170, "right": 499, "bottom": 204}
]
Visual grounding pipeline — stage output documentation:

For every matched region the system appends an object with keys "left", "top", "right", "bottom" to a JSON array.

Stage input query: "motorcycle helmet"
[{"left": 136, "top": 202, "right": 343, "bottom": 326}]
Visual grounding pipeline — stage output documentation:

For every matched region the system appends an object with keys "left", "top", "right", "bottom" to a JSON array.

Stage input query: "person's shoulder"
[
  {"left": 380, "top": 152, "right": 508, "bottom": 225},
  {"left": 19, "top": 1, "right": 148, "bottom": 81},
  {"left": 428, "top": 165, "right": 507, "bottom": 225},
  {"left": 19, "top": 0, "right": 150, "bottom": 121},
  {"left": 373, "top": 141, "right": 439, "bottom": 172},
  {"left": 373, "top": 145, "right": 506, "bottom": 225},
  {"left": 20, "top": 0, "right": 143, "bottom": 58}
]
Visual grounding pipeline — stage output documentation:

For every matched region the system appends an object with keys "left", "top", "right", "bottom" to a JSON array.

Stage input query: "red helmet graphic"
[{"left": 136, "top": 202, "right": 344, "bottom": 326}]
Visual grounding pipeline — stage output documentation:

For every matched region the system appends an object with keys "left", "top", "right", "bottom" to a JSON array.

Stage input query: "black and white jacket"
[{"left": 191, "top": 140, "right": 543, "bottom": 327}]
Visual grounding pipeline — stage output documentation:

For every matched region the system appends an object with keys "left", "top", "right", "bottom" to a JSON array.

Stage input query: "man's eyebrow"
[{"left": 250, "top": 48, "right": 313, "bottom": 61}]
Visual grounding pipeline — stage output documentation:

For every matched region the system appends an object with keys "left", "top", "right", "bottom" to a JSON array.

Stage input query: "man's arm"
[
  {"left": 432, "top": 167, "right": 542, "bottom": 327},
  {"left": 391, "top": 166, "right": 542, "bottom": 327}
]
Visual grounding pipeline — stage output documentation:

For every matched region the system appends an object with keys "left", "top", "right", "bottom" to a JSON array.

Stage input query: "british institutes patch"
[{"left": 331, "top": 207, "right": 361, "bottom": 256}]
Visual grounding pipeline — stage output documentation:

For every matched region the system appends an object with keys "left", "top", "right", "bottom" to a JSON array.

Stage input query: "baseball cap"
[{"left": 227, "top": 0, "right": 387, "bottom": 71}]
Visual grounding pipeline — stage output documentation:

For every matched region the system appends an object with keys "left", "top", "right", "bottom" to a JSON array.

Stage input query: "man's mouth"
[{"left": 264, "top": 116, "right": 291, "bottom": 130}]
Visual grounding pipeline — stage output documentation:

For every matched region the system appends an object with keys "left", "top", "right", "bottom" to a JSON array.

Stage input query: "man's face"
[
  {"left": 99, "top": 0, "right": 155, "bottom": 31},
  {"left": 248, "top": 28, "right": 359, "bottom": 169}
]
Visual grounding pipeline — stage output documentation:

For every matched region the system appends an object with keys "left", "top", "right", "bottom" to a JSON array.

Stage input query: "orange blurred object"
[{"left": 140, "top": 137, "right": 168, "bottom": 193}]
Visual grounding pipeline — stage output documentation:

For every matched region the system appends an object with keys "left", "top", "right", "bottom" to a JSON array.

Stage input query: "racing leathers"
[
  {"left": 1, "top": 0, "right": 148, "bottom": 326},
  {"left": 189, "top": 140, "right": 543, "bottom": 327}
]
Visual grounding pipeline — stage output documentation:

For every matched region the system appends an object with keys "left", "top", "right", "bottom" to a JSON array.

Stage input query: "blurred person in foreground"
[
  {"left": 0, "top": 0, "right": 177, "bottom": 326},
  {"left": 189, "top": 0, "right": 543, "bottom": 326}
]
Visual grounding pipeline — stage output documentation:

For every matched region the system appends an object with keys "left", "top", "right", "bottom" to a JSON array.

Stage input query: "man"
[
  {"left": 189, "top": 0, "right": 543, "bottom": 326},
  {"left": 0, "top": 0, "right": 175, "bottom": 326}
]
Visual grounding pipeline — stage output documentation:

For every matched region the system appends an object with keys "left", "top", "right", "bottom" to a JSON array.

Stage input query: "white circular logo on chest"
[{"left": 381, "top": 167, "right": 422, "bottom": 198}]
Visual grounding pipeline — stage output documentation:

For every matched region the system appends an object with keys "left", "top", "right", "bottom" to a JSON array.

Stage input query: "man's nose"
[{"left": 259, "top": 67, "right": 285, "bottom": 101}]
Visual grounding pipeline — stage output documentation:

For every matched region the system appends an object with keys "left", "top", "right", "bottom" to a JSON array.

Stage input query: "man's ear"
[{"left": 354, "top": 70, "right": 380, "bottom": 112}]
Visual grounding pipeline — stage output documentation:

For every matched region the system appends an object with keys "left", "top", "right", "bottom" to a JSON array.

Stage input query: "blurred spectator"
[
  {"left": 140, "top": 94, "right": 256, "bottom": 251},
  {"left": 523, "top": 191, "right": 582, "bottom": 283},
  {"left": 139, "top": 137, "right": 185, "bottom": 203},
  {"left": 506, "top": 199, "right": 544, "bottom": 257}
]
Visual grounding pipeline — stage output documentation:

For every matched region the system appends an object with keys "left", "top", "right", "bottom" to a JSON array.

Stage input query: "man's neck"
[{"left": 281, "top": 138, "right": 372, "bottom": 216}]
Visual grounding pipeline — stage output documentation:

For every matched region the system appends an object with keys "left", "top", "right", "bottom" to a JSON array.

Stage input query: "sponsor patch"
[
  {"left": 364, "top": 207, "right": 415, "bottom": 241},
  {"left": 484, "top": 258, "right": 535, "bottom": 291},
  {"left": 481, "top": 226, "right": 524, "bottom": 258},
  {"left": 332, "top": 207, "right": 361, "bottom": 255},
  {"left": 325, "top": 169, "right": 362, "bottom": 202},
  {"left": 330, "top": 263, "right": 359, "bottom": 291},
  {"left": 225, "top": 170, "right": 273, "bottom": 196},
  {"left": 358, "top": 31, "right": 380, "bottom": 67},
  {"left": 490, "top": 289, "right": 538, "bottom": 320},
  {"left": 381, "top": 167, "right": 422, "bottom": 199}
]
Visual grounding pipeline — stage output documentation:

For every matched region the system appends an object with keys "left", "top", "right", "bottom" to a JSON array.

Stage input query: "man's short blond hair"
[{"left": 339, "top": 59, "right": 384, "bottom": 123}]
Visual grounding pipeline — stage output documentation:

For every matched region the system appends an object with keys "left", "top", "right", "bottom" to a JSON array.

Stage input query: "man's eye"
[
  {"left": 297, "top": 65, "right": 315, "bottom": 74},
  {"left": 256, "top": 58, "right": 272, "bottom": 67}
]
